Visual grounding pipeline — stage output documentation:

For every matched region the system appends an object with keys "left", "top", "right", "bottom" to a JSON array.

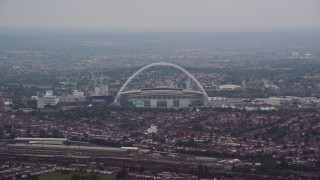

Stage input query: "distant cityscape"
[{"left": 0, "top": 31, "right": 320, "bottom": 179}]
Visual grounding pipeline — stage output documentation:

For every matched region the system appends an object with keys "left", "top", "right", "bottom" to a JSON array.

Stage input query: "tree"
[
  {"left": 197, "top": 164, "right": 204, "bottom": 178},
  {"left": 116, "top": 166, "right": 128, "bottom": 179},
  {"left": 26, "top": 129, "right": 32, "bottom": 137},
  {"left": 88, "top": 172, "right": 98, "bottom": 180},
  {"left": 71, "top": 174, "right": 80, "bottom": 180},
  {"left": 16, "top": 174, "right": 22, "bottom": 180}
]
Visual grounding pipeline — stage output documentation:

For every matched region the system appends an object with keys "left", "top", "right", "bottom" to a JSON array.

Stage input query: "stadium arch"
[{"left": 114, "top": 62, "right": 209, "bottom": 105}]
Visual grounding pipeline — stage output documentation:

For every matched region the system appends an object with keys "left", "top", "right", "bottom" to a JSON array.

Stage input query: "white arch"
[{"left": 114, "top": 62, "right": 208, "bottom": 105}]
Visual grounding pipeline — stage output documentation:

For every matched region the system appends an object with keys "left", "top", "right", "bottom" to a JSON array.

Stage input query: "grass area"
[{"left": 38, "top": 172, "right": 115, "bottom": 180}]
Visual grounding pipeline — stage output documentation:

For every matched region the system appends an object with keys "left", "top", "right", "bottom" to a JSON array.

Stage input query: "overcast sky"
[{"left": 0, "top": 0, "right": 319, "bottom": 30}]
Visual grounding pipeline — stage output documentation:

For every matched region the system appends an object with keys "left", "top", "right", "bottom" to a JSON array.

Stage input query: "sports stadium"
[{"left": 114, "top": 62, "right": 209, "bottom": 108}]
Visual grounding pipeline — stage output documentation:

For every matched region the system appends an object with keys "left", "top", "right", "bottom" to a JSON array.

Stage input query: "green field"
[{"left": 38, "top": 172, "right": 115, "bottom": 180}]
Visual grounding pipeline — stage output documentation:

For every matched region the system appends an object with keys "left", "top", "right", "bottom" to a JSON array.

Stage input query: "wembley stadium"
[
  {"left": 119, "top": 87, "right": 206, "bottom": 108},
  {"left": 114, "top": 62, "right": 209, "bottom": 108}
]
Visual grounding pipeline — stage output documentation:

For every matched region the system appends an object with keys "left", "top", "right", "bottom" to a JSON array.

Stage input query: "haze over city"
[
  {"left": 0, "top": 0, "right": 320, "bottom": 30},
  {"left": 0, "top": 0, "right": 320, "bottom": 180}
]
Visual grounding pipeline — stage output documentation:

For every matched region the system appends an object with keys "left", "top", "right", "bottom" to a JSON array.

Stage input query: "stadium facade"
[{"left": 115, "top": 62, "right": 209, "bottom": 108}]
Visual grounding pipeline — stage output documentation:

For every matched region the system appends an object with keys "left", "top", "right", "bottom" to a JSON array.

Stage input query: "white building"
[
  {"left": 186, "top": 79, "right": 191, "bottom": 90},
  {"left": 37, "top": 96, "right": 44, "bottom": 108},
  {"left": 255, "top": 96, "right": 299, "bottom": 105},
  {"left": 73, "top": 90, "right": 84, "bottom": 97},
  {"left": 36, "top": 90, "right": 59, "bottom": 108},
  {"left": 93, "top": 85, "right": 109, "bottom": 96},
  {"left": 45, "top": 90, "right": 53, "bottom": 96},
  {"left": 59, "top": 90, "right": 86, "bottom": 103},
  {"left": 147, "top": 125, "right": 157, "bottom": 134},
  {"left": 3, "top": 99, "right": 13, "bottom": 111},
  {"left": 219, "top": 85, "right": 241, "bottom": 90}
]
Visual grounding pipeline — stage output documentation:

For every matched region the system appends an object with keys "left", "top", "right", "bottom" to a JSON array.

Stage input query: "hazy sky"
[{"left": 0, "top": 0, "right": 319, "bottom": 30}]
